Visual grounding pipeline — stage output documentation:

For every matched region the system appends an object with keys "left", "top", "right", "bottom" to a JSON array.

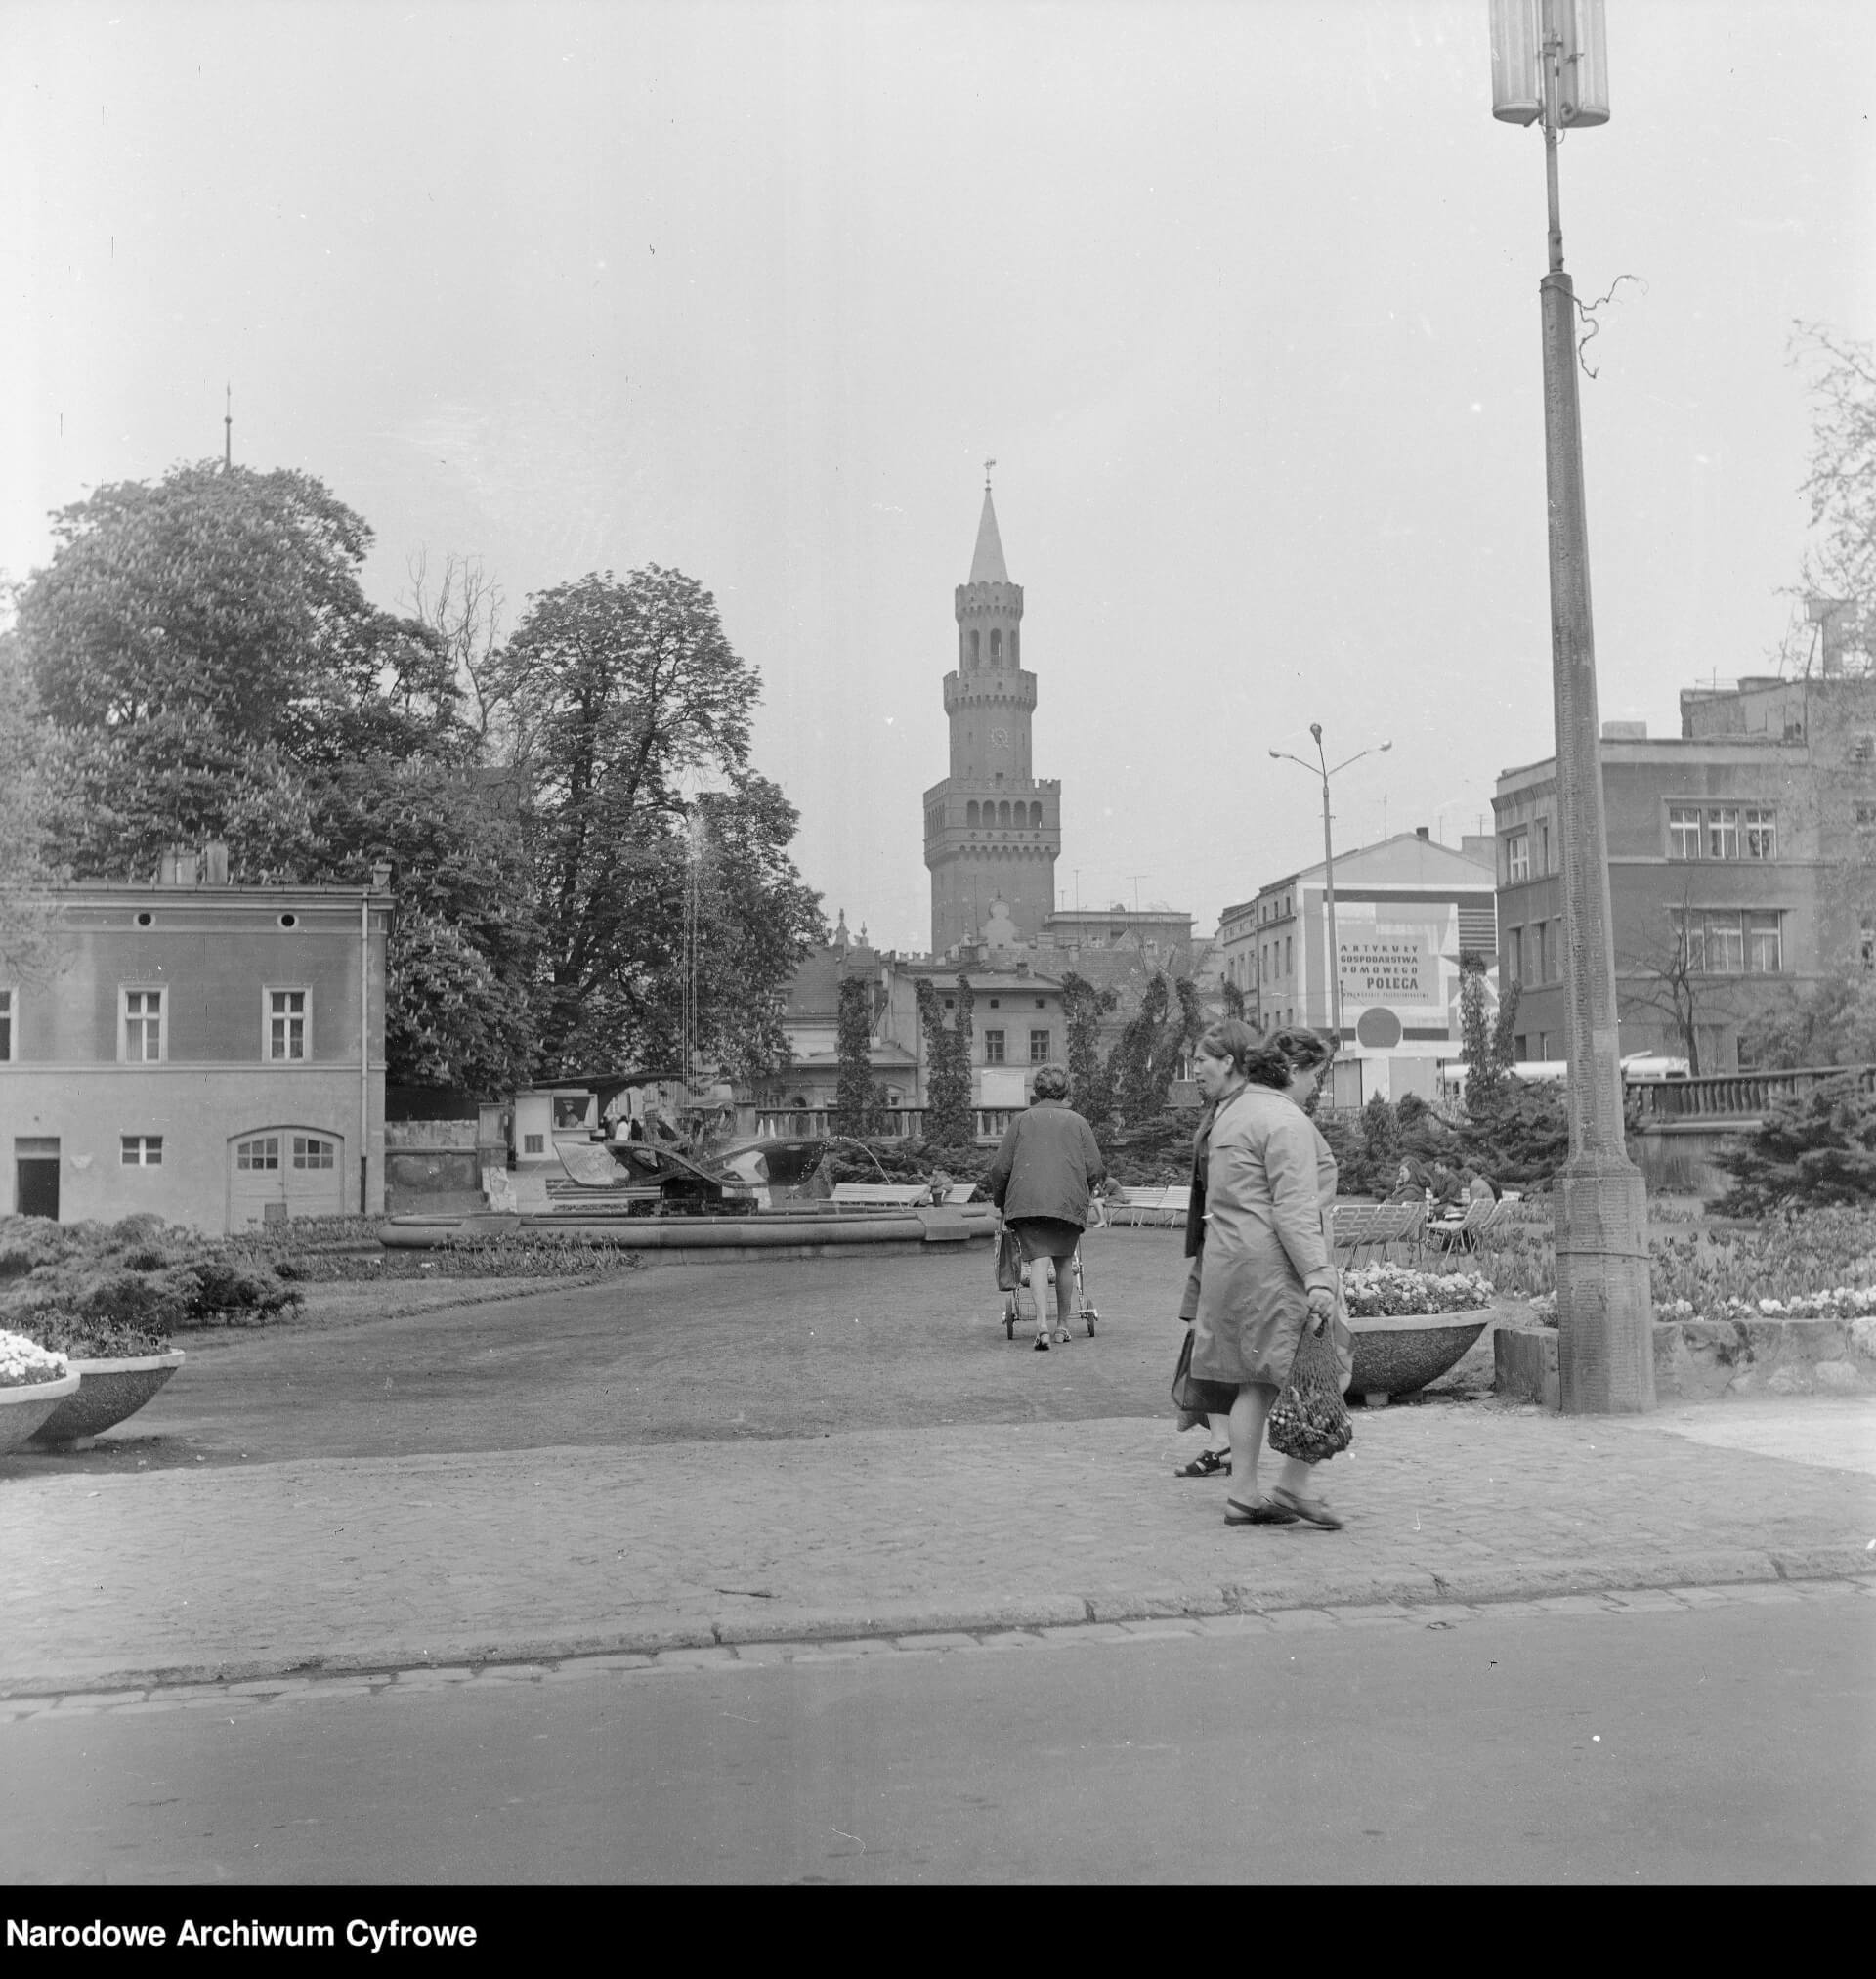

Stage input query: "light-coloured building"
[
  {"left": 1494, "top": 677, "right": 1876, "bottom": 1073},
  {"left": 1222, "top": 829, "right": 1499, "bottom": 1107},
  {"left": 2, "top": 849, "right": 391, "bottom": 1230}
]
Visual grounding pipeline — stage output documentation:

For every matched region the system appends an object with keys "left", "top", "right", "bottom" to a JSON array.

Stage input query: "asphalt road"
[
  {"left": 67, "top": 1229, "right": 1503, "bottom": 1472},
  {"left": 6, "top": 1588, "right": 1869, "bottom": 1885}
]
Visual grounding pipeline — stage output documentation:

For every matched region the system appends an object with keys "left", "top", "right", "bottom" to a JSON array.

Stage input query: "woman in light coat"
[
  {"left": 1186, "top": 1022, "right": 1354, "bottom": 1528},
  {"left": 985, "top": 1064, "right": 1106, "bottom": 1351}
]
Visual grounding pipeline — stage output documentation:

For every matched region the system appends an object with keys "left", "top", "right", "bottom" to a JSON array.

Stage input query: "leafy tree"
[
  {"left": 488, "top": 567, "right": 822, "bottom": 1078},
  {"left": 10, "top": 462, "right": 537, "bottom": 1090},
  {"left": 1714, "top": 1073, "right": 1876, "bottom": 1210},
  {"left": 0, "top": 626, "right": 69, "bottom": 983},
  {"left": 1460, "top": 1076, "right": 1571, "bottom": 1188},
  {"left": 1459, "top": 954, "right": 1501, "bottom": 1116},
  {"left": 1059, "top": 971, "right": 1118, "bottom": 1129},
  {"left": 915, "top": 975, "right": 977, "bottom": 1151},
  {"left": 1491, "top": 978, "right": 1522, "bottom": 1071},
  {"left": 1738, "top": 975, "right": 1876, "bottom": 1070},
  {"left": 1783, "top": 323, "right": 1876, "bottom": 667},
  {"left": 832, "top": 975, "right": 878, "bottom": 1137},
  {"left": 1220, "top": 978, "right": 1247, "bottom": 1021},
  {"left": 1111, "top": 974, "right": 1173, "bottom": 1128}
]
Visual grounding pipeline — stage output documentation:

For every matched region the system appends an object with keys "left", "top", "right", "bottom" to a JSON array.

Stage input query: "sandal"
[
  {"left": 1033, "top": 1334, "right": 1049, "bottom": 1352},
  {"left": 1224, "top": 1497, "right": 1299, "bottom": 1526},
  {"left": 1269, "top": 1485, "right": 1343, "bottom": 1530},
  {"left": 1175, "top": 1449, "right": 1230, "bottom": 1479}
]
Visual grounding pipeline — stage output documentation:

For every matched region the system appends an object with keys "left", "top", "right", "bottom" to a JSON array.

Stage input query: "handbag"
[
  {"left": 1267, "top": 1315, "right": 1355, "bottom": 1463},
  {"left": 1171, "top": 1327, "right": 1239, "bottom": 1420},
  {"left": 994, "top": 1224, "right": 1024, "bottom": 1293}
]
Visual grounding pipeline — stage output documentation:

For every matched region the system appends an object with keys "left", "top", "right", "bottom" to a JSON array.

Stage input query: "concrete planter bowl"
[
  {"left": 0, "top": 1369, "right": 82, "bottom": 1456},
  {"left": 28, "top": 1351, "right": 185, "bottom": 1448},
  {"left": 1346, "top": 1312, "right": 1489, "bottom": 1404}
]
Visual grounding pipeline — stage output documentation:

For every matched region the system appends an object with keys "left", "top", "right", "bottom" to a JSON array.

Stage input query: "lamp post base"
[{"left": 1554, "top": 1156, "right": 1655, "bottom": 1413}]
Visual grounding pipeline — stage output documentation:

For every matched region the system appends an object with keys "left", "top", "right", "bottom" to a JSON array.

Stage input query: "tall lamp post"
[
  {"left": 1270, "top": 726, "right": 1390, "bottom": 1049},
  {"left": 1491, "top": 0, "right": 1654, "bottom": 1413}
]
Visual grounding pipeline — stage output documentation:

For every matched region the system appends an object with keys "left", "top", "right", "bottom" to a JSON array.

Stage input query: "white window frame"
[
  {"left": 983, "top": 1028, "right": 1006, "bottom": 1065},
  {"left": 1028, "top": 1028, "right": 1050, "bottom": 1064},
  {"left": 1704, "top": 911, "right": 1745, "bottom": 974},
  {"left": 1743, "top": 807, "right": 1777, "bottom": 860},
  {"left": 1745, "top": 910, "right": 1783, "bottom": 975},
  {"left": 1706, "top": 807, "right": 1740, "bottom": 861},
  {"left": 120, "top": 985, "right": 167, "bottom": 1064},
  {"left": 289, "top": 1133, "right": 337, "bottom": 1172},
  {"left": 1506, "top": 832, "right": 1531, "bottom": 883},
  {"left": 263, "top": 985, "right": 312, "bottom": 1063},
  {"left": 1667, "top": 805, "right": 1702, "bottom": 860},
  {"left": 235, "top": 1134, "right": 281, "bottom": 1171},
  {"left": 0, "top": 985, "right": 14, "bottom": 1063},
  {"left": 120, "top": 1135, "right": 165, "bottom": 1168}
]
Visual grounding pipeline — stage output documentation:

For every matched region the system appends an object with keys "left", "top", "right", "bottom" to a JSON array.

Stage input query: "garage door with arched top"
[{"left": 228, "top": 1127, "right": 345, "bottom": 1229}]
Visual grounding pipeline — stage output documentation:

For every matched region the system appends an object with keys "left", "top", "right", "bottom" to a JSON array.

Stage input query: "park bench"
[
  {"left": 1427, "top": 1196, "right": 1510, "bottom": 1255},
  {"left": 830, "top": 1183, "right": 933, "bottom": 1208},
  {"left": 1103, "top": 1184, "right": 1191, "bottom": 1228},
  {"left": 1331, "top": 1200, "right": 1427, "bottom": 1266}
]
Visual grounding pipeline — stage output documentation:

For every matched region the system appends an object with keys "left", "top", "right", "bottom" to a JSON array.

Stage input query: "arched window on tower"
[
  {"left": 966, "top": 800, "right": 980, "bottom": 828},
  {"left": 989, "top": 628, "right": 1002, "bottom": 663},
  {"left": 1010, "top": 627, "right": 1020, "bottom": 665},
  {"left": 998, "top": 800, "right": 1010, "bottom": 827},
  {"left": 1030, "top": 802, "right": 1043, "bottom": 828},
  {"left": 969, "top": 629, "right": 980, "bottom": 667}
]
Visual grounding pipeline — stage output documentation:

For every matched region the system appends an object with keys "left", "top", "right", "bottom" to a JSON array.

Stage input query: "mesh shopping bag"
[{"left": 1267, "top": 1315, "right": 1354, "bottom": 1463}]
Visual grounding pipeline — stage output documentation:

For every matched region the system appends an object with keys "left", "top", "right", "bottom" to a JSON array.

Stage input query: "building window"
[
  {"left": 0, "top": 986, "right": 12, "bottom": 1062},
  {"left": 1537, "top": 819, "right": 1552, "bottom": 875},
  {"left": 1029, "top": 1029, "right": 1050, "bottom": 1063},
  {"left": 120, "top": 1135, "right": 164, "bottom": 1167},
  {"left": 1668, "top": 805, "right": 1702, "bottom": 859},
  {"left": 122, "top": 988, "right": 164, "bottom": 1063},
  {"left": 1745, "top": 910, "right": 1783, "bottom": 974},
  {"left": 1506, "top": 832, "right": 1530, "bottom": 883},
  {"left": 1514, "top": 1035, "right": 1528, "bottom": 1060},
  {"left": 984, "top": 1029, "right": 1005, "bottom": 1064},
  {"left": 291, "top": 1135, "right": 335, "bottom": 1171},
  {"left": 1743, "top": 808, "right": 1777, "bottom": 860},
  {"left": 1685, "top": 911, "right": 1744, "bottom": 974},
  {"left": 1537, "top": 921, "right": 1553, "bottom": 982},
  {"left": 266, "top": 988, "right": 309, "bottom": 1061},
  {"left": 1284, "top": 936, "right": 1292, "bottom": 975},
  {"left": 523, "top": 1133, "right": 545, "bottom": 1154},
  {"left": 1706, "top": 807, "right": 1740, "bottom": 861},
  {"left": 235, "top": 1135, "right": 280, "bottom": 1171},
  {"left": 1506, "top": 927, "right": 1522, "bottom": 984}
]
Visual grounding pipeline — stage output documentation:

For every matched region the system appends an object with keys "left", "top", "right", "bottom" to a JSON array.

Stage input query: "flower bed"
[
  {"left": 1530, "top": 1284, "right": 1876, "bottom": 1328},
  {"left": 1341, "top": 1264, "right": 1495, "bottom": 1317},
  {"left": 0, "top": 1328, "right": 69, "bottom": 1389}
]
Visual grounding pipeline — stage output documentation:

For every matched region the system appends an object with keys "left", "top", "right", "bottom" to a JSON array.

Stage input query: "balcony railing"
[
  {"left": 752, "top": 1107, "right": 1018, "bottom": 1143},
  {"left": 1626, "top": 1064, "right": 1876, "bottom": 1123}
]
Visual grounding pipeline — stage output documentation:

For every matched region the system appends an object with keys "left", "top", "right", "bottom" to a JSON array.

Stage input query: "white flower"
[{"left": 0, "top": 1329, "right": 69, "bottom": 1389}]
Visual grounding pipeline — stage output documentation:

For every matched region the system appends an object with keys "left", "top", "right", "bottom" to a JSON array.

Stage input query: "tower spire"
[
  {"left": 223, "top": 384, "right": 232, "bottom": 471},
  {"left": 968, "top": 473, "right": 1008, "bottom": 584}
]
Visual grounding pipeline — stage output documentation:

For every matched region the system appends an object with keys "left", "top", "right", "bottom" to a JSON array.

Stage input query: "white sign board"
[{"left": 1337, "top": 933, "right": 1434, "bottom": 1003}]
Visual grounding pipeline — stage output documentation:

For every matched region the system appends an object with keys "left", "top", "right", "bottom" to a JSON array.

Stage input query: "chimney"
[
  {"left": 202, "top": 840, "right": 230, "bottom": 885},
  {"left": 1415, "top": 826, "right": 1430, "bottom": 840}
]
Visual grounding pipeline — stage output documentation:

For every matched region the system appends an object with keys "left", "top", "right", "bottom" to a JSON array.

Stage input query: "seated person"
[
  {"left": 1428, "top": 1162, "right": 1466, "bottom": 1210},
  {"left": 1383, "top": 1159, "right": 1432, "bottom": 1204}
]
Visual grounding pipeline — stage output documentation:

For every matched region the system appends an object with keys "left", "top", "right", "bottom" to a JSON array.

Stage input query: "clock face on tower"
[{"left": 989, "top": 726, "right": 1010, "bottom": 748}]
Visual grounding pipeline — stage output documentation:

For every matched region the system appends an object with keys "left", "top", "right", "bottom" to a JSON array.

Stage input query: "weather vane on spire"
[{"left": 984, "top": 457, "right": 996, "bottom": 490}]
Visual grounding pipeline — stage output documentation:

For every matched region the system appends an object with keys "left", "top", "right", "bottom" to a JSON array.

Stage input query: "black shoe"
[{"left": 1175, "top": 1448, "right": 1230, "bottom": 1478}]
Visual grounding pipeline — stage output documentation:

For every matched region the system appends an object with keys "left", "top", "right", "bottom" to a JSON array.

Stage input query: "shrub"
[
  {"left": 1713, "top": 1075, "right": 1876, "bottom": 1212},
  {"left": 0, "top": 1214, "right": 302, "bottom": 1355}
]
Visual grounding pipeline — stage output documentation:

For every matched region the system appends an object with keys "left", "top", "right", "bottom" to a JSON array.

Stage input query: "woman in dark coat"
[{"left": 985, "top": 1065, "right": 1107, "bottom": 1352}]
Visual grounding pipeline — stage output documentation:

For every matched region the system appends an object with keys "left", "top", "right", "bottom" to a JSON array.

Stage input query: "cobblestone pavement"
[{"left": 4, "top": 1400, "right": 1871, "bottom": 1697}]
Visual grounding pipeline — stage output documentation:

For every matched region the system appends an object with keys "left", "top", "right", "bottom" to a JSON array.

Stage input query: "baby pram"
[{"left": 1001, "top": 1198, "right": 1104, "bottom": 1342}]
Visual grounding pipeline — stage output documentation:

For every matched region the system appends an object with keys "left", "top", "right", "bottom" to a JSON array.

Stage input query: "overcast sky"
[{"left": 5, "top": 1, "right": 1872, "bottom": 949}]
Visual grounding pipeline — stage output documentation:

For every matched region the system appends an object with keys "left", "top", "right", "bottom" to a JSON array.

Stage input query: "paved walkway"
[{"left": 4, "top": 1399, "right": 1872, "bottom": 1697}]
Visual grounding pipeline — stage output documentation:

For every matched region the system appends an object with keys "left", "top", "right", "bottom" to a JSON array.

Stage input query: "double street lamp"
[
  {"left": 1270, "top": 725, "right": 1390, "bottom": 1049},
  {"left": 1491, "top": 0, "right": 1655, "bottom": 1414}
]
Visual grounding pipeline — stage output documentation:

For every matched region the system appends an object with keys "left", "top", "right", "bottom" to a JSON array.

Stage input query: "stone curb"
[{"left": 7, "top": 1544, "right": 1870, "bottom": 1703}]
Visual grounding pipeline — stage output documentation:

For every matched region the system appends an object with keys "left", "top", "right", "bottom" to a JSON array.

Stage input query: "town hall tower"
[{"left": 922, "top": 479, "right": 1062, "bottom": 952}]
